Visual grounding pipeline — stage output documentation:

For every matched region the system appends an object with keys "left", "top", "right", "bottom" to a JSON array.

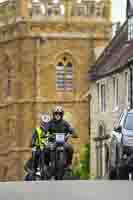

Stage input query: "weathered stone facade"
[
  {"left": 90, "top": 69, "right": 130, "bottom": 178},
  {"left": 89, "top": 20, "right": 133, "bottom": 178},
  {"left": 0, "top": 0, "right": 111, "bottom": 180}
]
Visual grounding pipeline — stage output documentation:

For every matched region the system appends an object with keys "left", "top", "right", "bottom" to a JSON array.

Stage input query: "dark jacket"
[{"left": 43, "top": 119, "right": 75, "bottom": 136}]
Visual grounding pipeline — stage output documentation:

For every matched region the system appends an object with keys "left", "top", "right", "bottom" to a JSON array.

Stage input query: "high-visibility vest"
[
  {"left": 35, "top": 127, "right": 44, "bottom": 149},
  {"left": 35, "top": 127, "right": 49, "bottom": 149}
]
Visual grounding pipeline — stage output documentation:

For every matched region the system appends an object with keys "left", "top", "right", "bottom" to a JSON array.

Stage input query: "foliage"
[{"left": 73, "top": 144, "right": 90, "bottom": 179}]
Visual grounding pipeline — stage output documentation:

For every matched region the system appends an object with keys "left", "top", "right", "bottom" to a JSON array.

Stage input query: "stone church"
[{"left": 0, "top": 0, "right": 111, "bottom": 181}]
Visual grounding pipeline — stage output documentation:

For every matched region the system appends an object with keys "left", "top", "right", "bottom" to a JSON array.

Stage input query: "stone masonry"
[{"left": 0, "top": 0, "right": 111, "bottom": 180}]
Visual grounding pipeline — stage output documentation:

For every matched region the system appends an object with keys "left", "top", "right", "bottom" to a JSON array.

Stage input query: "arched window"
[{"left": 56, "top": 56, "right": 73, "bottom": 91}]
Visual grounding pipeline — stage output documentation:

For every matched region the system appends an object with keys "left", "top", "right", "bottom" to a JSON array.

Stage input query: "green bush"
[{"left": 73, "top": 144, "right": 90, "bottom": 179}]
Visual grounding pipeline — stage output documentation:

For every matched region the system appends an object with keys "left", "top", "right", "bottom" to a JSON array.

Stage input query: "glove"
[
  {"left": 72, "top": 133, "right": 78, "bottom": 138},
  {"left": 32, "top": 147, "right": 36, "bottom": 152}
]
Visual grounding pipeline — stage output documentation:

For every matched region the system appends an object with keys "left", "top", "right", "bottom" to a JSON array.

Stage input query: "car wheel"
[{"left": 117, "top": 166, "right": 129, "bottom": 180}]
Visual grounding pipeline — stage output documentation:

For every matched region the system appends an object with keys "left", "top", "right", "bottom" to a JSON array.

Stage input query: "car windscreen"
[{"left": 124, "top": 113, "right": 133, "bottom": 130}]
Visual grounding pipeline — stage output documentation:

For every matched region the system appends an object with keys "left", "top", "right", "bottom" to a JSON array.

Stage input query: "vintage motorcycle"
[
  {"left": 41, "top": 133, "right": 72, "bottom": 180},
  {"left": 24, "top": 148, "right": 44, "bottom": 181}
]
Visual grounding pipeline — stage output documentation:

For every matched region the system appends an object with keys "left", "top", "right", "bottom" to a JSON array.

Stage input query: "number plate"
[{"left": 56, "top": 134, "right": 65, "bottom": 143}]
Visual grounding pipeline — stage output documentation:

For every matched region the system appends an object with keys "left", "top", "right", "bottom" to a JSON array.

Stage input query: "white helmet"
[
  {"left": 41, "top": 113, "right": 51, "bottom": 123},
  {"left": 52, "top": 106, "right": 64, "bottom": 115}
]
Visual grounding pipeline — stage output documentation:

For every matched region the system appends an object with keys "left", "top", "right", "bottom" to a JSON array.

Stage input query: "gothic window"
[{"left": 56, "top": 56, "right": 73, "bottom": 91}]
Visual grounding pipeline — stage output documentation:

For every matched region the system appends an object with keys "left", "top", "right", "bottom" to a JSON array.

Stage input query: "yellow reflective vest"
[{"left": 35, "top": 127, "right": 49, "bottom": 150}]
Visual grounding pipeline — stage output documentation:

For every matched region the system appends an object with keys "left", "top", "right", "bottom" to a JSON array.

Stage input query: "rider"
[
  {"left": 30, "top": 113, "right": 51, "bottom": 174},
  {"left": 43, "top": 106, "right": 77, "bottom": 169}
]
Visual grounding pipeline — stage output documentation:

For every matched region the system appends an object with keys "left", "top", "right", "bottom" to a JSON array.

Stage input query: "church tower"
[{"left": 0, "top": 0, "right": 112, "bottom": 180}]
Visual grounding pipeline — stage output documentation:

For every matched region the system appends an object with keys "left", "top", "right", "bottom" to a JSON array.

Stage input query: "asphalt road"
[{"left": 0, "top": 181, "right": 133, "bottom": 200}]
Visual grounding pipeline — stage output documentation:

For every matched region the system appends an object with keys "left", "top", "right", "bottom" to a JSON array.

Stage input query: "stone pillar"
[
  {"left": 34, "top": 37, "right": 41, "bottom": 127},
  {"left": 16, "top": 0, "right": 29, "bottom": 18},
  {"left": 63, "top": 0, "right": 73, "bottom": 23},
  {"left": 103, "top": 0, "right": 112, "bottom": 21}
]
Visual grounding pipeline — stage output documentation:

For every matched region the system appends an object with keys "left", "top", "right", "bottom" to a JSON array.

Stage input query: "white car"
[{"left": 108, "top": 109, "right": 133, "bottom": 179}]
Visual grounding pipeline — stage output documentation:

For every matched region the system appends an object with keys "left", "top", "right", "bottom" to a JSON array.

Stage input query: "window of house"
[
  {"left": 56, "top": 56, "right": 73, "bottom": 91},
  {"left": 101, "top": 84, "right": 106, "bottom": 112},
  {"left": 125, "top": 71, "right": 129, "bottom": 106},
  {"left": 97, "top": 82, "right": 106, "bottom": 112},
  {"left": 97, "top": 83, "right": 100, "bottom": 111},
  {"left": 113, "top": 77, "right": 119, "bottom": 109},
  {"left": 128, "top": 16, "right": 133, "bottom": 41}
]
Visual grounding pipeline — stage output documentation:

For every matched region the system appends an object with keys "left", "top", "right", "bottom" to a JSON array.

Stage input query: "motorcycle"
[
  {"left": 24, "top": 149, "right": 42, "bottom": 181},
  {"left": 24, "top": 133, "right": 73, "bottom": 181},
  {"left": 44, "top": 133, "right": 72, "bottom": 180}
]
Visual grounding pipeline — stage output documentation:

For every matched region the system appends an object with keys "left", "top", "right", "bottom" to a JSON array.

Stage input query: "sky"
[
  {"left": 112, "top": 0, "right": 126, "bottom": 23},
  {"left": 0, "top": 0, "right": 127, "bottom": 23}
]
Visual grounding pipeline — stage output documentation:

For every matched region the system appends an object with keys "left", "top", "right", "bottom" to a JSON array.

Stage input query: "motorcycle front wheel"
[{"left": 56, "top": 151, "right": 65, "bottom": 180}]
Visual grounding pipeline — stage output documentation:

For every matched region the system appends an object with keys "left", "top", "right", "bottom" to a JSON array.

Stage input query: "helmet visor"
[{"left": 54, "top": 112, "right": 63, "bottom": 115}]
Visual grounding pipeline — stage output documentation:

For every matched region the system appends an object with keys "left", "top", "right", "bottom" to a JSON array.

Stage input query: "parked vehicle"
[{"left": 108, "top": 109, "right": 133, "bottom": 180}]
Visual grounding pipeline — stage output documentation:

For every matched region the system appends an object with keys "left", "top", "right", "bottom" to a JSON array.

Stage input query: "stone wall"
[{"left": 90, "top": 68, "right": 130, "bottom": 177}]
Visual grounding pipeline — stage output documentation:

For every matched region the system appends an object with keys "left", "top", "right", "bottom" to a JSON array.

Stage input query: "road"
[{"left": 0, "top": 180, "right": 133, "bottom": 200}]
